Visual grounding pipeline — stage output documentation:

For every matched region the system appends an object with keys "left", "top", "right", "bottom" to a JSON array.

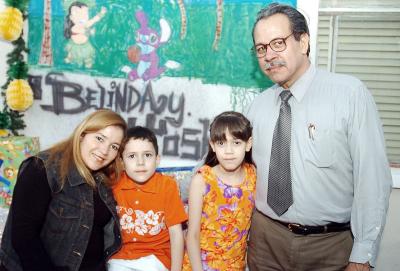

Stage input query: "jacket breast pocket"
[
  {"left": 305, "top": 128, "right": 334, "bottom": 168},
  {"left": 45, "top": 197, "right": 81, "bottom": 234},
  {"left": 49, "top": 197, "right": 81, "bottom": 219}
]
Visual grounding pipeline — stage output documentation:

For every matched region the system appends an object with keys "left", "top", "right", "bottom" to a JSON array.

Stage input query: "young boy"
[{"left": 108, "top": 126, "right": 187, "bottom": 271}]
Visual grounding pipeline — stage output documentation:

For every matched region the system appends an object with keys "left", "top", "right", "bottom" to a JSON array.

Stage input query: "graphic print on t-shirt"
[{"left": 116, "top": 206, "right": 166, "bottom": 236}]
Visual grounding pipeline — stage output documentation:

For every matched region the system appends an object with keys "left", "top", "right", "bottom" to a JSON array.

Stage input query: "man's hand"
[{"left": 345, "top": 262, "right": 371, "bottom": 271}]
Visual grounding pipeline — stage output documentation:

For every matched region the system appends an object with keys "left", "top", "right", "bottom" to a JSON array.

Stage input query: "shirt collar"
[
  {"left": 274, "top": 63, "right": 316, "bottom": 104},
  {"left": 119, "top": 171, "right": 159, "bottom": 193},
  {"left": 67, "top": 165, "right": 86, "bottom": 186}
]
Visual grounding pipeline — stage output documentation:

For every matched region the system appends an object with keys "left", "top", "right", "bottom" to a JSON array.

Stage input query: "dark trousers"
[{"left": 247, "top": 210, "right": 353, "bottom": 271}]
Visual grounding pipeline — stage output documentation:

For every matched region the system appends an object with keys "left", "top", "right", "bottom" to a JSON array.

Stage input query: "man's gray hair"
[{"left": 252, "top": 3, "right": 310, "bottom": 56}]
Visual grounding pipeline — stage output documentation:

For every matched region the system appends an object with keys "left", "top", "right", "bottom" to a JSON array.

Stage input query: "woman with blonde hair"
[{"left": 0, "top": 109, "right": 127, "bottom": 271}]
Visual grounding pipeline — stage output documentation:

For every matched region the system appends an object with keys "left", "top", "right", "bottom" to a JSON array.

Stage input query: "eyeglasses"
[{"left": 252, "top": 33, "right": 294, "bottom": 58}]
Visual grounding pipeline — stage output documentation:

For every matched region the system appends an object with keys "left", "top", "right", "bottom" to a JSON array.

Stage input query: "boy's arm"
[
  {"left": 185, "top": 173, "right": 205, "bottom": 271},
  {"left": 169, "top": 223, "right": 184, "bottom": 271}
]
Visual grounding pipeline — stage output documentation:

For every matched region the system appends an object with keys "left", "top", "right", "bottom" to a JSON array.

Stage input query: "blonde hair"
[{"left": 46, "top": 109, "right": 127, "bottom": 187}]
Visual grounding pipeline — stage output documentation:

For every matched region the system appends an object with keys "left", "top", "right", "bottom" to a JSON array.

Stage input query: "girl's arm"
[
  {"left": 169, "top": 223, "right": 184, "bottom": 271},
  {"left": 86, "top": 7, "right": 106, "bottom": 28},
  {"left": 185, "top": 173, "right": 205, "bottom": 271}
]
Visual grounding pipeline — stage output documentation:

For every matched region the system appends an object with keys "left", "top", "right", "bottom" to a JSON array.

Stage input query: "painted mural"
[
  {"left": 26, "top": 0, "right": 297, "bottom": 165},
  {"left": 29, "top": 0, "right": 296, "bottom": 87}
]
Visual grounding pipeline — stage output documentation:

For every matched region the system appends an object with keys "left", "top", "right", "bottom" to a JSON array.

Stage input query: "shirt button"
[
  {"left": 135, "top": 200, "right": 139, "bottom": 205},
  {"left": 133, "top": 238, "right": 137, "bottom": 242},
  {"left": 368, "top": 253, "right": 372, "bottom": 258}
]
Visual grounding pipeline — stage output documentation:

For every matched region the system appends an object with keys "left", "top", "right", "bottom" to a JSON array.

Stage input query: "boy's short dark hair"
[{"left": 125, "top": 126, "right": 159, "bottom": 155}]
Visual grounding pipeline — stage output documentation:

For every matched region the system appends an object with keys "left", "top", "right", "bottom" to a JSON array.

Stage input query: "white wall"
[
  {"left": 24, "top": 71, "right": 234, "bottom": 167},
  {"left": 297, "top": 0, "right": 320, "bottom": 64}
]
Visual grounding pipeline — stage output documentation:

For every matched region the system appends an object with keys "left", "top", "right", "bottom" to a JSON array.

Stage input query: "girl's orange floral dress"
[{"left": 182, "top": 163, "right": 256, "bottom": 271}]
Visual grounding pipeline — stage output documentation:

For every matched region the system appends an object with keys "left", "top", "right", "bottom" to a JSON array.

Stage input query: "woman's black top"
[{"left": 10, "top": 159, "right": 111, "bottom": 271}]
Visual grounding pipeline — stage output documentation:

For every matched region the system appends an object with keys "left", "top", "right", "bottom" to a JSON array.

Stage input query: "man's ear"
[
  {"left": 246, "top": 137, "right": 253, "bottom": 152},
  {"left": 300, "top": 33, "right": 310, "bottom": 55}
]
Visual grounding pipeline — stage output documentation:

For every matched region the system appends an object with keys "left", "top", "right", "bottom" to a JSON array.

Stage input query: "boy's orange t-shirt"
[{"left": 111, "top": 171, "right": 188, "bottom": 269}]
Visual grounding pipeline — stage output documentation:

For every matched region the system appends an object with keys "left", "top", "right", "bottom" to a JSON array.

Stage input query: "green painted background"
[{"left": 28, "top": 0, "right": 296, "bottom": 89}]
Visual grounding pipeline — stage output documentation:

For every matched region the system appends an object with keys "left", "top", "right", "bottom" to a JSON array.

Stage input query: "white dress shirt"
[{"left": 246, "top": 64, "right": 392, "bottom": 266}]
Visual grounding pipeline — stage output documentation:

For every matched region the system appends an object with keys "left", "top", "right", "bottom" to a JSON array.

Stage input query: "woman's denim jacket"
[{"left": 0, "top": 152, "right": 122, "bottom": 271}]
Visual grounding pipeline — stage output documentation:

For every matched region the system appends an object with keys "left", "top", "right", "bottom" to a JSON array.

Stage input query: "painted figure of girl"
[{"left": 64, "top": 1, "right": 106, "bottom": 68}]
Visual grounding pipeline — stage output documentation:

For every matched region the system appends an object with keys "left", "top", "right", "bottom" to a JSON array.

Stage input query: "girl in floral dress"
[{"left": 183, "top": 111, "right": 256, "bottom": 271}]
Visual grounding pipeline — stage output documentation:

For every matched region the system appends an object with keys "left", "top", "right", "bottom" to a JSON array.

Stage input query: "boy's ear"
[
  {"left": 156, "top": 154, "right": 161, "bottom": 167},
  {"left": 246, "top": 137, "right": 253, "bottom": 152}
]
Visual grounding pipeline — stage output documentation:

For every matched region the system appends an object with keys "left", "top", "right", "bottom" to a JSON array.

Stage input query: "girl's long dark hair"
[
  {"left": 64, "top": 2, "right": 87, "bottom": 39},
  {"left": 204, "top": 111, "right": 254, "bottom": 167}
]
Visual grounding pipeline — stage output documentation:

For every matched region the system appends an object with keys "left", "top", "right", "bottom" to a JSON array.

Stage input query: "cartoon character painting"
[
  {"left": 3, "top": 167, "right": 16, "bottom": 181},
  {"left": 0, "top": 159, "right": 12, "bottom": 206},
  {"left": 0, "top": 138, "right": 39, "bottom": 207},
  {"left": 124, "top": 10, "right": 178, "bottom": 82},
  {"left": 64, "top": 1, "right": 106, "bottom": 68},
  {"left": 23, "top": 142, "right": 35, "bottom": 157}
]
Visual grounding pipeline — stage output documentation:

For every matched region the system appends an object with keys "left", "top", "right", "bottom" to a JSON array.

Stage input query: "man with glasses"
[{"left": 245, "top": 3, "right": 392, "bottom": 271}]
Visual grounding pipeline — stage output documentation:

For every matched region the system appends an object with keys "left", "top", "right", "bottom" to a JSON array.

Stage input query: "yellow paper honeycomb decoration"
[
  {"left": 6, "top": 79, "right": 33, "bottom": 111},
  {"left": 0, "top": 7, "right": 23, "bottom": 41}
]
